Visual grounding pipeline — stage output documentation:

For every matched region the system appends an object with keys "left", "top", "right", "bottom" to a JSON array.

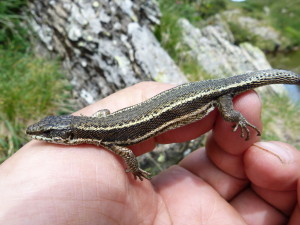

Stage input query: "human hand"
[{"left": 0, "top": 82, "right": 299, "bottom": 225}]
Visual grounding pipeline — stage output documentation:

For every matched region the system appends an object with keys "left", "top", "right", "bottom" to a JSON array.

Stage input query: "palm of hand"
[{"left": 0, "top": 82, "right": 299, "bottom": 225}]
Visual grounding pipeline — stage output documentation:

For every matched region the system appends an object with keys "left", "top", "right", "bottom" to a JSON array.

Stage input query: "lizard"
[{"left": 26, "top": 69, "right": 300, "bottom": 181}]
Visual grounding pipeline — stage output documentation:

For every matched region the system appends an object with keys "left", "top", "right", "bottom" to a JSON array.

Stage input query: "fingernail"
[{"left": 253, "top": 142, "right": 293, "bottom": 164}]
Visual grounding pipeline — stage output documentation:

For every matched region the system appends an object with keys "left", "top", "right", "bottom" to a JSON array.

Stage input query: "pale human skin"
[{"left": 0, "top": 82, "right": 299, "bottom": 225}]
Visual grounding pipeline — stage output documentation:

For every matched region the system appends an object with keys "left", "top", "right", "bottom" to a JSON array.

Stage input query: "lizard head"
[{"left": 26, "top": 115, "right": 74, "bottom": 144}]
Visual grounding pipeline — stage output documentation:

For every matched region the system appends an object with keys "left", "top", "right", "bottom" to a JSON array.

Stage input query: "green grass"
[
  {"left": 0, "top": 0, "right": 28, "bottom": 51},
  {"left": 0, "top": 50, "right": 72, "bottom": 161},
  {"left": 0, "top": 0, "right": 72, "bottom": 162}
]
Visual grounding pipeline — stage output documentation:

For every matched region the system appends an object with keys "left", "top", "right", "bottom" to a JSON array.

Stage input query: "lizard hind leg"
[{"left": 215, "top": 94, "right": 261, "bottom": 140}]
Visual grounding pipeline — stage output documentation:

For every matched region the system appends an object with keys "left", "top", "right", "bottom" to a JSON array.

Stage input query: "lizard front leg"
[
  {"left": 214, "top": 94, "right": 261, "bottom": 140},
  {"left": 92, "top": 109, "right": 111, "bottom": 117},
  {"left": 103, "top": 144, "right": 151, "bottom": 181},
  {"left": 92, "top": 110, "right": 151, "bottom": 180}
]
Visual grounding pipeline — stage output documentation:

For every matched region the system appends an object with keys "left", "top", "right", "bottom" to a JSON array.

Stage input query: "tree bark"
[{"left": 28, "top": 0, "right": 187, "bottom": 106}]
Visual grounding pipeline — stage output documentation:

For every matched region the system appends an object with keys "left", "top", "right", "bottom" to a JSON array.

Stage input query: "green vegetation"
[
  {"left": 262, "top": 94, "right": 300, "bottom": 149},
  {"left": 0, "top": 1, "right": 71, "bottom": 162},
  {"left": 0, "top": 0, "right": 28, "bottom": 50},
  {"left": 227, "top": 21, "right": 258, "bottom": 45},
  {"left": 197, "top": 0, "right": 227, "bottom": 19},
  {"left": 267, "top": 50, "right": 300, "bottom": 73},
  {"left": 156, "top": 0, "right": 227, "bottom": 80},
  {"left": 229, "top": 0, "right": 300, "bottom": 47},
  {"left": 226, "top": 18, "right": 278, "bottom": 51},
  {"left": 158, "top": 0, "right": 300, "bottom": 51},
  {"left": 271, "top": 1, "right": 300, "bottom": 46},
  {"left": 155, "top": 0, "right": 200, "bottom": 80},
  {"left": 0, "top": 52, "right": 71, "bottom": 160}
]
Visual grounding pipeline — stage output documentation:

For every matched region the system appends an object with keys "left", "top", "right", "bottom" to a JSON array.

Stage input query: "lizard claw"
[
  {"left": 126, "top": 168, "right": 152, "bottom": 181},
  {"left": 232, "top": 119, "right": 260, "bottom": 141}
]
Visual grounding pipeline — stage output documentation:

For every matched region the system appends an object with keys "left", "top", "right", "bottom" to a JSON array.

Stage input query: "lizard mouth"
[
  {"left": 30, "top": 134, "right": 51, "bottom": 141},
  {"left": 28, "top": 133, "right": 68, "bottom": 144},
  {"left": 26, "top": 124, "right": 74, "bottom": 145},
  {"left": 26, "top": 125, "right": 56, "bottom": 142}
]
